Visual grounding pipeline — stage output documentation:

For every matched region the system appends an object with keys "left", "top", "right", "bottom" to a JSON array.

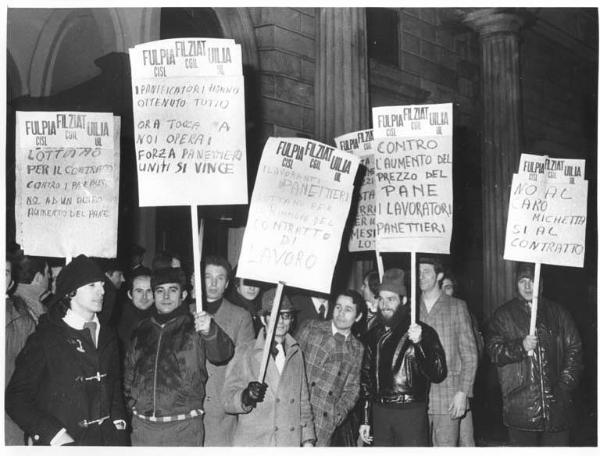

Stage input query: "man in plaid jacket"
[
  {"left": 295, "top": 290, "right": 365, "bottom": 446},
  {"left": 418, "top": 257, "right": 478, "bottom": 446}
]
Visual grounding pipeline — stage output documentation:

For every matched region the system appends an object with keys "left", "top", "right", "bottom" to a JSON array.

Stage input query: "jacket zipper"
[
  {"left": 537, "top": 341, "right": 546, "bottom": 422},
  {"left": 152, "top": 325, "right": 165, "bottom": 418}
]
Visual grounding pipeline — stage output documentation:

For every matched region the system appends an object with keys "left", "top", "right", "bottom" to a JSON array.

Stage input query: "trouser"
[
  {"left": 131, "top": 415, "right": 204, "bottom": 446},
  {"left": 459, "top": 409, "right": 475, "bottom": 446},
  {"left": 373, "top": 402, "right": 429, "bottom": 447},
  {"left": 508, "top": 428, "right": 569, "bottom": 446},
  {"left": 429, "top": 413, "right": 461, "bottom": 446}
]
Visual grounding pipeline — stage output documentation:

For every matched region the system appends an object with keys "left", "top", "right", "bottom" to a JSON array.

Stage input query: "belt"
[
  {"left": 376, "top": 393, "right": 417, "bottom": 405},
  {"left": 132, "top": 408, "right": 204, "bottom": 423},
  {"left": 78, "top": 415, "right": 110, "bottom": 428}
]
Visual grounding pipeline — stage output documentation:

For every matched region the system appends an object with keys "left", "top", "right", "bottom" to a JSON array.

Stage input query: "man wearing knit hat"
[
  {"left": 123, "top": 267, "right": 234, "bottom": 446},
  {"left": 418, "top": 256, "right": 478, "bottom": 446},
  {"left": 6, "top": 254, "right": 128, "bottom": 446},
  {"left": 359, "top": 268, "right": 447, "bottom": 446},
  {"left": 222, "top": 288, "right": 316, "bottom": 446},
  {"left": 487, "top": 262, "right": 582, "bottom": 446}
]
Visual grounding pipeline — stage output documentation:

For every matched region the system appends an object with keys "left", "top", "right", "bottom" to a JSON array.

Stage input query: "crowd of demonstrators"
[{"left": 4, "top": 243, "right": 585, "bottom": 448}]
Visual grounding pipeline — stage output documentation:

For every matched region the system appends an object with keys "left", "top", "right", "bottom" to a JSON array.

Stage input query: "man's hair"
[
  {"left": 363, "top": 270, "right": 380, "bottom": 298},
  {"left": 12, "top": 255, "right": 47, "bottom": 285},
  {"left": 129, "top": 266, "right": 152, "bottom": 291},
  {"left": 203, "top": 255, "right": 232, "bottom": 281},
  {"left": 152, "top": 250, "right": 181, "bottom": 270},
  {"left": 443, "top": 270, "right": 458, "bottom": 292},
  {"left": 336, "top": 289, "right": 366, "bottom": 320},
  {"left": 419, "top": 256, "right": 444, "bottom": 275},
  {"left": 151, "top": 267, "right": 187, "bottom": 291}
]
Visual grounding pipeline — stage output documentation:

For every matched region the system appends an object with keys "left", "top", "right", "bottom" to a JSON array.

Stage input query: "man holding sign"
[
  {"left": 222, "top": 288, "right": 315, "bottom": 446},
  {"left": 359, "top": 268, "right": 447, "bottom": 446},
  {"left": 487, "top": 262, "right": 583, "bottom": 446},
  {"left": 123, "top": 268, "right": 234, "bottom": 446}
]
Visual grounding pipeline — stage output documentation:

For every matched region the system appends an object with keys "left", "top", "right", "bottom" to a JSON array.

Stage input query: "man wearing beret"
[
  {"left": 222, "top": 288, "right": 316, "bottom": 446},
  {"left": 123, "top": 267, "right": 234, "bottom": 446},
  {"left": 487, "top": 262, "right": 583, "bottom": 446},
  {"left": 6, "top": 254, "right": 128, "bottom": 446},
  {"left": 359, "top": 268, "right": 447, "bottom": 446},
  {"left": 418, "top": 257, "right": 478, "bottom": 446}
]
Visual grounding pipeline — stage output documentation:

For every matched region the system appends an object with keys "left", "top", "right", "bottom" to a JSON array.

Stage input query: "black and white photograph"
[{"left": 3, "top": 1, "right": 598, "bottom": 449}]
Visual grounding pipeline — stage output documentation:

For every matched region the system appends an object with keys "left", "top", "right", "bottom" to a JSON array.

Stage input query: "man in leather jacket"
[
  {"left": 487, "top": 262, "right": 583, "bottom": 446},
  {"left": 358, "top": 268, "right": 447, "bottom": 446}
]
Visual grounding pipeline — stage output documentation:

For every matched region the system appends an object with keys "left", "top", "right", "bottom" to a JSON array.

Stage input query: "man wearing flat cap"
[
  {"left": 487, "top": 262, "right": 583, "bottom": 446},
  {"left": 222, "top": 288, "right": 316, "bottom": 446},
  {"left": 359, "top": 268, "right": 447, "bottom": 446},
  {"left": 6, "top": 254, "right": 128, "bottom": 446},
  {"left": 123, "top": 267, "right": 234, "bottom": 446}
]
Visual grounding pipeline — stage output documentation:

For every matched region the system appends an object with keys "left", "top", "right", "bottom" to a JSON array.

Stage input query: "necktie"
[
  {"left": 318, "top": 303, "right": 326, "bottom": 320},
  {"left": 274, "top": 343, "right": 286, "bottom": 374},
  {"left": 84, "top": 321, "right": 97, "bottom": 347},
  {"left": 333, "top": 332, "right": 346, "bottom": 345}
]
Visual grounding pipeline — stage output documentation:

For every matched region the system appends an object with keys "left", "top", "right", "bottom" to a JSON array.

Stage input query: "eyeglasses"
[{"left": 266, "top": 312, "right": 294, "bottom": 321}]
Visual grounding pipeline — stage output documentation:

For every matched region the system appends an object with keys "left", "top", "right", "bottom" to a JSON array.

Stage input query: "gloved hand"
[{"left": 241, "top": 381, "right": 268, "bottom": 408}]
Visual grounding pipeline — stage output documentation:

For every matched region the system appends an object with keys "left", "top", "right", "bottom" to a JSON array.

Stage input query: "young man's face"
[
  {"left": 5, "top": 260, "right": 12, "bottom": 292},
  {"left": 107, "top": 270, "right": 125, "bottom": 290},
  {"left": 129, "top": 275, "right": 154, "bottom": 310},
  {"left": 35, "top": 264, "right": 50, "bottom": 292},
  {"left": 419, "top": 263, "right": 441, "bottom": 293},
  {"left": 517, "top": 277, "right": 534, "bottom": 302},
  {"left": 154, "top": 282, "right": 187, "bottom": 314},
  {"left": 204, "top": 264, "right": 229, "bottom": 302},
  {"left": 378, "top": 290, "right": 401, "bottom": 322},
  {"left": 237, "top": 279, "right": 260, "bottom": 301},
  {"left": 265, "top": 311, "right": 293, "bottom": 337},
  {"left": 441, "top": 278, "right": 454, "bottom": 297},
  {"left": 71, "top": 281, "right": 105, "bottom": 316},
  {"left": 333, "top": 295, "right": 361, "bottom": 331}
]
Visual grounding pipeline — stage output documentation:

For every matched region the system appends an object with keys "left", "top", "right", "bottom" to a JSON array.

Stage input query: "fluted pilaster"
[
  {"left": 315, "top": 8, "right": 370, "bottom": 290},
  {"left": 463, "top": 8, "right": 528, "bottom": 319},
  {"left": 315, "top": 8, "right": 369, "bottom": 143}
]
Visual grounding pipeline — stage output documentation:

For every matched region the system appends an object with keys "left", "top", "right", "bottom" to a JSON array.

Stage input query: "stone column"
[
  {"left": 315, "top": 8, "right": 370, "bottom": 289},
  {"left": 463, "top": 8, "right": 529, "bottom": 320}
]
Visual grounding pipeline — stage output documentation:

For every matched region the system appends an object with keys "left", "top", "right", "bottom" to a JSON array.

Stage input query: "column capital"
[{"left": 460, "top": 8, "right": 533, "bottom": 38}]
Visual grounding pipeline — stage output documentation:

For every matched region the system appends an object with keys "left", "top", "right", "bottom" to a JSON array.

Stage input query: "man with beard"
[{"left": 358, "top": 268, "right": 447, "bottom": 446}]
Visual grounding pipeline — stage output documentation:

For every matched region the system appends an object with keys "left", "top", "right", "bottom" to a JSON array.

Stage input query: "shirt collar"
[
  {"left": 63, "top": 308, "right": 100, "bottom": 330},
  {"left": 311, "top": 296, "right": 328, "bottom": 312},
  {"left": 331, "top": 321, "right": 349, "bottom": 339}
]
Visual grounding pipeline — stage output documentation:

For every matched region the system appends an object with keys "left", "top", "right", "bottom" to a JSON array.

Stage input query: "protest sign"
[
  {"left": 335, "top": 129, "right": 376, "bottom": 252},
  {"left": 15, "top": 111, "right": 120, "bottom": 258},
  {"left": 504, "top": 153, "right": 588, "bottom": 268},
  {"left": 371, "top": 103, "right": 453, "bottom": 253},
  {"left": 130, "top": 38, "right": 247, "bottom": 206},
  {"left": 237, "top": 137, "right": 360, "bottom": 294}
]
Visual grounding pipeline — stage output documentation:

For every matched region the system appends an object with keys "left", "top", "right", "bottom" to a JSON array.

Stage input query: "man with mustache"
[{"left": 358, "top": 268, "right": 447, "bottom": 446}]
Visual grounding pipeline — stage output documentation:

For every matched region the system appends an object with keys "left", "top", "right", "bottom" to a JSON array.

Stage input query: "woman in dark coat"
[{"left": 5, "top": 255, "right": 128, "bottom": 446}]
